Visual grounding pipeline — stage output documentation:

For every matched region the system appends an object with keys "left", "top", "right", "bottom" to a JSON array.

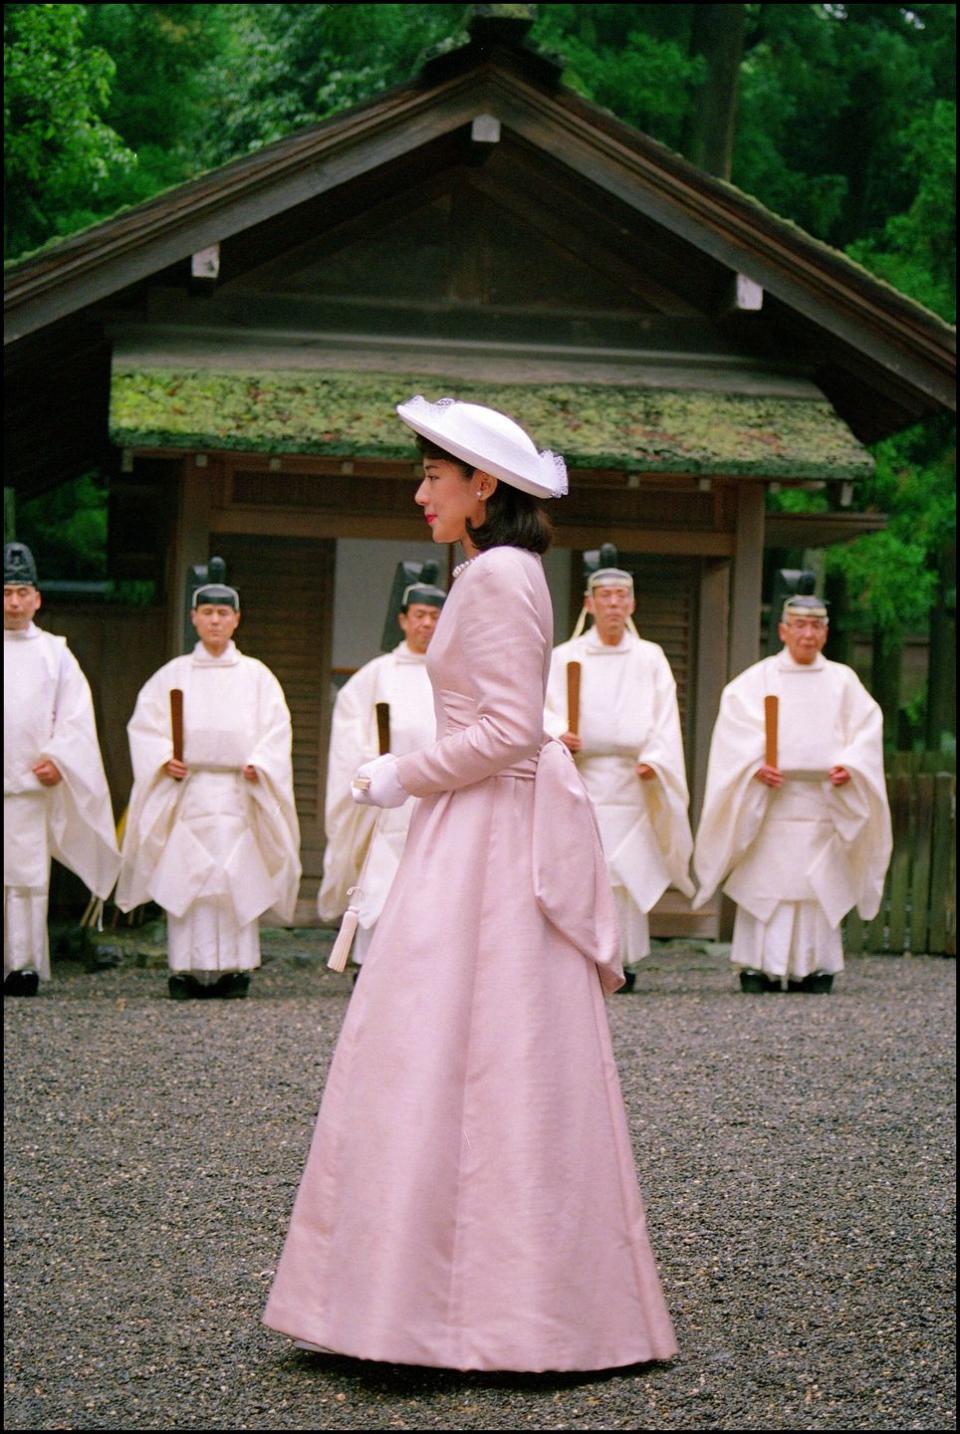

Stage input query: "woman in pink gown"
[{"left": 263, "top": 398, "right": 677, "bottom": 1372}]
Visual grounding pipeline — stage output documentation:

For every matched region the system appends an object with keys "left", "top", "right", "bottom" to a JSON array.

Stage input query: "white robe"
[
  {"left": 545, "top": 630, "right": 694, "bottom": 965},
  {"left": 317, "top": 643, "right": 436, "bottom": 962},
  {"left": 116, "top": 642, "right": 300, "bottom": 973},
  {"left": 4, "top": 624, "right": 121, "bottom": 979},
  {"left": 693, "top": 650, "right": 892, "bottom": 980}
]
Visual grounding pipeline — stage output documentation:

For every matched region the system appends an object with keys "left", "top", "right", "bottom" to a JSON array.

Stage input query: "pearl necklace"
[{"left": 452, "top": 555, "right": 481, "bottom": 579}]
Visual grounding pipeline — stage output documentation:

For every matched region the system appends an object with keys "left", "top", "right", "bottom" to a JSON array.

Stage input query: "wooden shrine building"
[{"left": 5, "top": 10, "right": 956, "bottom": 930}]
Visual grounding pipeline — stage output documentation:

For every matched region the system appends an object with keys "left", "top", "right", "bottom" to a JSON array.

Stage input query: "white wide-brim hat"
[{"left": 396, "top": 396, "right": 568, "bottom": 500}]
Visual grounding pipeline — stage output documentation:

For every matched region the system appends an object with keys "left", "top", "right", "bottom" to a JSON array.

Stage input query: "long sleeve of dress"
[{"left": 395, "top": 551, "right": 545, "bottom": 797}]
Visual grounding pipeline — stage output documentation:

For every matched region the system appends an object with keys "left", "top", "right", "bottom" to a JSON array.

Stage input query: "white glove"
[{"left": 351, "top": 753, "right": 409, "bottom": 809}]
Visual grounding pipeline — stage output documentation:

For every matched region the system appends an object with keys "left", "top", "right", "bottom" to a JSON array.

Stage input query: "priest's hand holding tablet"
[{"left": 351, "top": 753, "right": 409, "bottom": 808}]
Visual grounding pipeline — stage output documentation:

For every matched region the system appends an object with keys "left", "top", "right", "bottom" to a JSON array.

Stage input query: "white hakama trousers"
[
  {"left": 350, "top": 806, "right": 409, "bottom": 966},
  {"left": 167, "top": 902, "right": 259, "bottom": 976},
  {"left": 166, "top": 772, "right": 260, "bottom": 976},
  {"left": 579, "top": 759, "right": 668, "bottom": 971},
  {"left": 352, "top": 924, "right": 375, "bottom": 965},
  {"left": 4, "top": 792, "right": 51, "bottom": 979},
  {"left": 3, "top": 888, "right": 51, "bottom": 979},
  {"left": 612, "top": 886, "right": 651, "bottom": 967},
  {"left": 726, "top": 785, "right": 846, "bottom": 982},
  {"left": 731, "top": 900, "right": 844, "bottom": 981}
]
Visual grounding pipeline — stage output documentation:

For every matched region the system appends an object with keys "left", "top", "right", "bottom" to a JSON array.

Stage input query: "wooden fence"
[{"left": 845, "top": 752, "right": 956, "bottom": 956}]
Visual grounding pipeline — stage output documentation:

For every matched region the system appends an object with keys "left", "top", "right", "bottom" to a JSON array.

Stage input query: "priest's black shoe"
[
  {"left": 616, "top": 969, "right": 637, "bottom": 994},
  {"left": 786, "top": 971, "right": 834, "bottom": 993},
  {"left": 742, "top": 969, "right": 784, "bottom": 993},
  {"left": 216, "top": 972, "right": 250, "bottom": 999},
  {"left": 4, "top": 970, "right": 39, "bottom": 997},
  {"left": 168, "top": 974, "right": 196, "bottom": 1000}
]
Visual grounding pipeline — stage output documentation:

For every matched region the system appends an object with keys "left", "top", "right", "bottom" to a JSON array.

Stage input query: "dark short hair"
[{"left": 415, "top": 436, "right": 552, "bottom": 555}]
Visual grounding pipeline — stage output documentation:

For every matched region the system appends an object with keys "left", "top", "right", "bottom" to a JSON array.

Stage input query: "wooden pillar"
[
  {"left": 720, "top": 501, "right": 748, "bottom": 940},
  {"left": 166, "top": 456, "right": 212, "bottom": 658},
  {"left": 729, "top": 481, "right": 765, "bottom": 678},
  {"left": 692, "top": 558, "right": 730, "bottom": 826}
]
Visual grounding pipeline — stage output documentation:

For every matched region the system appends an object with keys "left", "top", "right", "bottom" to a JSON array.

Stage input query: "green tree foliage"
[
  {"left": 17, "top": 474, "right": 108, "bottom": 581},
  {"left": 3, "top": 3, "right": 232, "bottom": 258},
  {"left": 733, "top": 3, "right": 956, "bottom": 303},
  {"left": 846, "top": 97, "right": 956, "bottom": 322},
  {"left": 527, "top": 3, "right": 955, "bottom": 318},
  {"left": 4, "top": 4, "right": 134, "bottom": 258},
  {"left": 200, "top": 3, "right": 469, "bottom": 164},
  {"left": 826, "top": 420, "right": 956, "bottom": 629},
  {"left": 530, "top": 5, "right": 706, "bottom": 148},
  {"left": 76, "top": 5, "right": 235, "bottom": 218}
]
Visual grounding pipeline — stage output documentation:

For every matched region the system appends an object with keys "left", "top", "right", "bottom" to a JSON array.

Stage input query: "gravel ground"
[{"left": 4, "top": 934, "right": 955, "bottom": 1432}]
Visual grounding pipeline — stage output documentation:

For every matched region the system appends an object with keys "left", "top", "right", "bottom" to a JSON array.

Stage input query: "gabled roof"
[{"left": 4, "top": 9, "right": 954, "bottom": 487}]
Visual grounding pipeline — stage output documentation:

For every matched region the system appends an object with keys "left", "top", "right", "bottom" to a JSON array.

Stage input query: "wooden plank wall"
[
  {"left": 37, "top": 601, "right": 168, "bottom": 816},
  {"left": 214, "top": 534, "right": 336, "bottom": 910},
  {"left": 845, "top": 753, "right": 956, "bottom": 957}
]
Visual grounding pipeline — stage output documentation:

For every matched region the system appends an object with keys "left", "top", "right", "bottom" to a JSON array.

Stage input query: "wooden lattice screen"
[{"left": 845, "top": 754, "right": 956, "bottom": 957}]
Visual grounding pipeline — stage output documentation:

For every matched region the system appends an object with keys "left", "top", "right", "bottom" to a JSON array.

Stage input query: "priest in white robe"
[
  {"left": 116, "top": 568, "right": 300, "bottom": 999},
  {"left": 317, "top": 572, "right": 445, "bottom": 968},
  {"left": 545, "top": 561, "right": 694, "bottom": 982},
  {"left": 4, "top": 543, "right": 121, "bottom": 996},
  {"left": 693, "top": 594, "right": 892, "bottom": 993}
]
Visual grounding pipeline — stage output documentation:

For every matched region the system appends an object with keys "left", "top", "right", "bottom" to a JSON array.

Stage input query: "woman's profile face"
[{"left": 414, "top": 459, "right": 485, "bottom": 548}]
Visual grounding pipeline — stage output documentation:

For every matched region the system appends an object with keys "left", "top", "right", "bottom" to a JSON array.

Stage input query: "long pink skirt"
[{"left": 264, "top": 773, "right": 677, "bottom": 1371}]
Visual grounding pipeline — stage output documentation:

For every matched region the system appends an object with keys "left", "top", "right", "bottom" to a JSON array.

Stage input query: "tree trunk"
[{"left": 682, "top": 4, "right": 747, "bottom": 180}]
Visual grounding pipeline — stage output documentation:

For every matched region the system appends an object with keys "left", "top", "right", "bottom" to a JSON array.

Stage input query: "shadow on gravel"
[{"left": 287, "top": 1348, "right": 675, "bottom": 1393}]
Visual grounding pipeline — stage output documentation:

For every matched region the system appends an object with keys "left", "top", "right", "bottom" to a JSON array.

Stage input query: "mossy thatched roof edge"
[{"left": 110, "top": 368, "right": 875, "bottom": 480}]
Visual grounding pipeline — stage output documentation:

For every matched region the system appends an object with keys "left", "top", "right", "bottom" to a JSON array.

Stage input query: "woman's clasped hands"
[{"left": 351, "top": 753, "right": 409, "bottom": 808}]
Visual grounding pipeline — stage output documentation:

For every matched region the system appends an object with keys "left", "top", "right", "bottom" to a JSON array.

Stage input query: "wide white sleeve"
[
  {"left": 126, "top": 667, "right": 178, "bottom": 785},
  {"left": 639, "top": 649, "right": 694, "bottom": 896},
  {"left": 246, "top": 664, "right": 301, "bottom": 925},
  {"left": 116, "top": 670, "right": 183, "bottom": 913},
  {"left": 824, "top": 670, "right": 892, "bottom": 920},
  {"left": 43, "top": 645, "right": 121, "bottom": 898},
  {"left": 543, "top": 643, "right": 575, "bottom": 739},
  {"left": 692, "top": 673, "right": 769, "bottom": 909}
]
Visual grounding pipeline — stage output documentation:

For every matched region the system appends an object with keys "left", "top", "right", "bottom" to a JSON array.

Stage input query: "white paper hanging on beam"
[
  {"left": 471, "top": 114, "right": 501, "bottom": 144},
  {"left": 191, "top": 244, "right": 220, "bottom": 281},
  {"left": 735, "top": 274, "right": 764, "bottom": 311}
]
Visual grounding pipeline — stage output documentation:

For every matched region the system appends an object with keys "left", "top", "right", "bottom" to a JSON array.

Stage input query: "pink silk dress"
[{"left": 263, "top": 546, "right": 677, "bottom": 1372}]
